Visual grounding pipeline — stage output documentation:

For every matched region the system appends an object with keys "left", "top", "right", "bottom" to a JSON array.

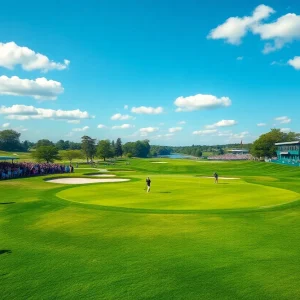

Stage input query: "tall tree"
[
  {"left": 0, "top": 130, "right": 22, "bottom": 151},
  {"left": 32, "top": 146, "right": 60, "bottom": 163},
  {"left": 36, "top": 139, "right": 54, "bottom": 148},
  {"left": 81, "top": 136, "right": 96, "bottom": 162},
  {"left": 97, "top": 140, "right": 114, "bottom": 161},
  {"left": 115, "top": 138, "right": 123, "bottom": 157}
]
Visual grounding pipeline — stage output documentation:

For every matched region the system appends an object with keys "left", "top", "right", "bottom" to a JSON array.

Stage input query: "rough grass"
[{"left": 1, "top": 159, "right": 300, "bottom": 299}]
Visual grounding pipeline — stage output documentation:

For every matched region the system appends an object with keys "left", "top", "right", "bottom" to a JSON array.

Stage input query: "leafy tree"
[
  {"left": 251, "top": 129, "right": 300, "bottom": 158},
  {"left": 61, "top": 150, "right": 83, "bottom": 164},
  {"left": 0, "top": 130, "right": 22, "bottom": 151},
  {"left": 123, "top": 140, "right": 150, "bottom": 158},
  {"left": 81, "top": 136, "right": 96, "bottom": 162},
  {"left": 115, "top": 138, "right": 123, "bottom": 157},
  {"left": 97, "top": 140, "right": 114, "bottom": 161},
  {"left": 56, "top": 140, "right": 70, "bottom": 150},
  {"left": 21, "top": 140, "right": 34, "bottom": 152},
  {"left": 195, "top": 149, "right": 203, "bottom": 157},
  {"left": 69, "top": 142, "right": 82, "bottom": 150},
  {"left": 32, "top": 146, "right": 60, "bottom": 163},
  {"left": 36, "top": 139, "right": 54, "bottom": 148}
]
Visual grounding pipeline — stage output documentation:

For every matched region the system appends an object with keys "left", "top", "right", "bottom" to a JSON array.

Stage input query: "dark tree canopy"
[
  {"left": 251, "top": 129, "right": 300, "bottom": 158},
  {"left": 0, "top": 130, "right": 22, "bottom": 151},
  {"left": 36, "top": 139, "right": 54, "bottom": 148},
  {"left": 81, "top": 136, "right": 96, "bottom": 162},
  {"left": 32, "top": 146, "right": 60, "bottom": 163},
  {"left": 123, "top": 140, "right": 150, "bottom": 158},
  {"left": 115, "top": 138, "right": 123, "bottom": 157},
  {"left": 96, "top": 140, "right": 114, "bottom": 161}
]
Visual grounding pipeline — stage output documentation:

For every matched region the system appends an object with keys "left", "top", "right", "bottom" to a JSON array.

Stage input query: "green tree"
[
  {"left": 0, "top": 130, "right": 22, "bottom": 151},
  {"left": 251, "top": 129, "right": 300, "bottom": 158},
  {"left": 81, "top": 136, "right": 96, "bottom": 162},
  {"left": 36, "top": 139, "right": 54, "bottom": 148},
  {"left": 32, "top": 146, "right": 60, "bottom": 163},
  {"left": 115, "top": 138, "right": 123, "bottom": 157},
  {"left": 195, "top": 149, "right": 203, "bottom": 157},
  {"left": 97, "top": 140, "right": 114, "bottom": 161},
  {"left": 61, "top": 150, "right": 83, "bottom": 164}
]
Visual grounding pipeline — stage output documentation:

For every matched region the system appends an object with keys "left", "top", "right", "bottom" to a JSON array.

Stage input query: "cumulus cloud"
[
  {"left": 280, "top": 128, "right": 291, "bottom": 133},
  {"left": 174, "top": 94, "right": 231, "bottom": 112},
  {"left": 168, "top": 127, "right": 182, "bottom": 133},
  {"left": 207, "top": 5, "right": 274, "bottom": 45},
  {"left": 0, "top": 42, "right": 70, "bottom": 72},
  {"left": 208, "top": 5, "right": 300, "bottom": 53},
  {"left": 193, "top": 129, "right": 218, "bottom": 135},
  {"left": 205, "top": 120, "right": 237, "bottom": 129},
  {"left": 257, "top": 123, "right": 266, "bottom": 126},
  {"left": 275, "top": 116, "right": 291, "bottom": 124},
  {"left": 2, "top": 123, "right": 10, "bottom": 128},
  {"left": 139, "top": 127, "right": 159, "bottom": 133},
  {"left": 97, "top": 124, "right": 107, "bottom": 129},
  {"left": 229, "top": 131, "right": 249, "bottom": 139},
  {"left": 0, "top": 76, "right": 63, "bottom": 100},
  {"left": 0, "top": 104, "right": 90, "bottom": 121},
  {"left": 131, "top": 106, "right": 163, "bottom": 114},
  {"left": 112, "top": 124, "right": 134, "bottom": 130},
  {"left": 67, "top": 120, "right": 80, "bottom": 124},
  {"left": 111, "top": 113, "right": 135, "bottom": 120},
  {"left": 288, "top": 56, "right": 300, "bottom": 70},
  {"left": 72, "top": 126, "right": 89, "bottom": 132}
]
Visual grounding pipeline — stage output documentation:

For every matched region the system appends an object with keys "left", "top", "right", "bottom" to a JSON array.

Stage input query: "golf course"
[{"left": 1, "top": 158, "right": 300, "bottom": 299}]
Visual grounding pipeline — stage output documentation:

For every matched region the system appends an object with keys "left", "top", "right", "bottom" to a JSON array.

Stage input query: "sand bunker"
[
  {"left": 151, "top": 162, "right": 168, "bottom": 164},
  {"left": 200, "top": 176, "right": 240, "bottom": 180},
  {"left": 47, "top": 178, "right": 129, "bottom": 185}
]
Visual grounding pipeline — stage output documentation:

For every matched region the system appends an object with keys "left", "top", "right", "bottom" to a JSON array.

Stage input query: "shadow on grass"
[
  {"left": 159, "top": 191, "right": 171, "bottom": 194},
  {"left": 0, "top": 250, "right": 12, "bottom": 255},
  {"left": 0, "top": 202, "right": 15, "bottom": 205}
]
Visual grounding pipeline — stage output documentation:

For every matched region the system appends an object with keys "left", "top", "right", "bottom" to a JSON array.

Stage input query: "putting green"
[{"left": 57, "top": 175, "right": 300, "bottom": 211}]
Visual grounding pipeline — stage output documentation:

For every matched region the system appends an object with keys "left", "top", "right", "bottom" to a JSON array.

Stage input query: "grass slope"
[{"left": 1, "top": 160, "right": 300, "bottom": 299}]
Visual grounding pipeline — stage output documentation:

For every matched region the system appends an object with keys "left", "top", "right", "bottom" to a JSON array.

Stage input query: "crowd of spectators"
[
  {"left": 1, "top": 162, "right": 73, "bottom": 180},
  {"left": 208, "top": 154, "right": 252, "bottom": 161}
]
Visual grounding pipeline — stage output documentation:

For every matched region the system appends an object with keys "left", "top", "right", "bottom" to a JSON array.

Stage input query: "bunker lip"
[
  {"left": 89, "top": 174, "right": 116, "bottom": 177},
  {"left": 47, "top": 178, "right": 130, "bottom": 185}
]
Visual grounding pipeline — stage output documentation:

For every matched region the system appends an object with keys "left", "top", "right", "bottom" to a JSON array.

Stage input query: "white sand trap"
[
  {"left": 151, "top": 162, "right": 168, "bottom": 164},
  {"left": 201, "top": 176, "right": 240, "bottom": 180},
  {"left": 90, "top": 174, "right": 116, "bottom": 177},
  {"left": 47, "top": 178, "right": 129, "bottom": 185}
]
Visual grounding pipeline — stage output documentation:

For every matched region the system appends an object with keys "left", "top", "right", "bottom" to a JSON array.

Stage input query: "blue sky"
[{"left": 0, "top": 0, "right": 299, "bottom": 145}]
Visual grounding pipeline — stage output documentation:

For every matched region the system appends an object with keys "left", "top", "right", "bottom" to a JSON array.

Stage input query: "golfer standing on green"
[
  {"left": 213, "top": 172, "right": 218, "bottom": 184},
  {"left": 146, "top": 177, "right": 151, "bottom": 192}
]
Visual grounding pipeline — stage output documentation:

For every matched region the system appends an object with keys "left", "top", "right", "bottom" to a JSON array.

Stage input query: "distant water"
[{"left": 158, "top": 153, "right": 194, "bottom": 159}]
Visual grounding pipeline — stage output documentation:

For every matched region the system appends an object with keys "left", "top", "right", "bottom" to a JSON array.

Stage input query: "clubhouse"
[{"left": 273, "top": 141, "right": 300, "bottom": 166}]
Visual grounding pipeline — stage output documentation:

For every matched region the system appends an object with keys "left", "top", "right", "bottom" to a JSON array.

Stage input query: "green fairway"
[{"left": 1, "top": 159, "right": 300, "bottom": 299}]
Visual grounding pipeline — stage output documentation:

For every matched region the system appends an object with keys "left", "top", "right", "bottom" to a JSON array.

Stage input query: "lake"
[{"left": 158, "top": 153, "right": 195, "bottom": 159}]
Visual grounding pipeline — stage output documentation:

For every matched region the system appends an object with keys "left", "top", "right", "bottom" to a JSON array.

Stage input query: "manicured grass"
[{"left": 1, "top": 159, "right": 300, "bottom": 299}]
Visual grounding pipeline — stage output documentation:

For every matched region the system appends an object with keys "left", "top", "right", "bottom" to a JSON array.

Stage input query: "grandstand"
[{"left": 271, "top": 141, "right": 300, "bottom": 167}]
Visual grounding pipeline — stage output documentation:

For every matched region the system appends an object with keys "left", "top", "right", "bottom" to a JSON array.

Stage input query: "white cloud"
[
  {"left": 175, "top": 94, "right": 231, "bottom": 112},
  {"left": 193, "top": 129, "right": 218, "bottom": 135},
  {"left": 139, "top": 127, "right": 159, "bottom": 133},
  {"left": 207, "top": 5, "right": 274, "bottom": 45},
  {"left": 168, "top": 127, "right": 182, "bottom": 133},
  {"left": 67, "top": 120, "right": 80, "bottom": 124},
  {"left": 0, "top": 76, "right": 63, "bottom": 100},
  {"left": 205, "top": 120, "right": 237, "bottom": 129},
  {"left": 13, "top": 125, "right": 28, "bottom": 132},
  {"left": 252, "top": 13, "right": 300, "bottom": 53},
  {"left": 97, "top": 124, "right": 107, "bottom": 129},
  {"left": 124, "top": 105, "right": 128, "bottom": 110},
  {"left": 131, "top": 106, "right": 163, "bottom": 114},
  {"left": 288, "top": 56, "right": 300, "bottom": 70},
  {"left": 0, "top": 104, "right": 90, "bottom": 121},
  {"left": 72, "top": 126, "right": 89, "bottom": 132},
  {"left": 2, "top": 123, "right": 10, "bottom": 128},
  {"left": 275, "top": 116, "right": 291, "bottom": 124},
  {"left": 237, "top": 56, "right": 244, "bottom": 60},
  {"left": 178, "top": 121, "right": 186, "bottom": 125},
  {"left": 111, "top": 113, "right": 135, "bottom": 120},
  {"left": 280, "top": 128, "right": 291, "bottom": 133},
  {"left": 112, "top": 124, "right": 134, "bottom": 130},
  {"left": 257, "top": 123, "right": 266, "bottom": 126},
  {"left": 208, "top": 5, "right": 300, "bottom": 53},
  {"left": 229, "top": 131, "right": 249, "bottom": 139},
  {"left": 0, "top": 42, "right": 70, "bottom": 72},
  {"left": 159, "top": 122, "right": 165, "bottom": 126}
]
